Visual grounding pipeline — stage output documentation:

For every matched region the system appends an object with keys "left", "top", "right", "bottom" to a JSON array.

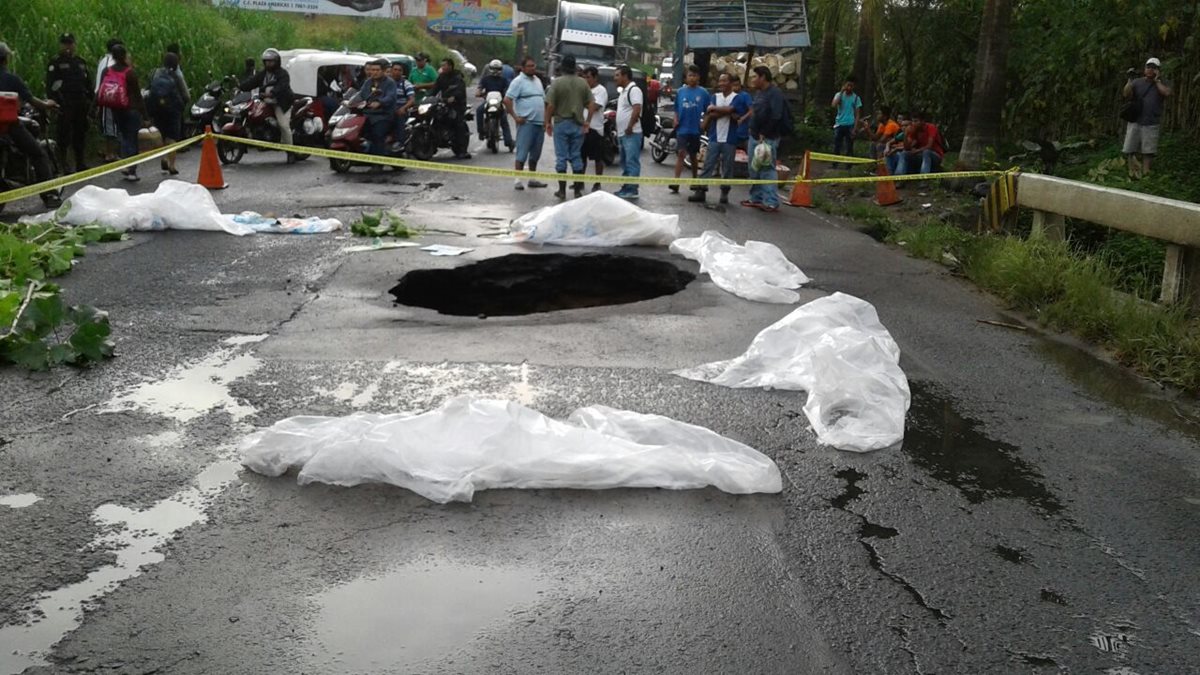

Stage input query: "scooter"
[
  {"left": 406, "top": 93, "right": 461, "bottom": 161},
  {"left": 0, "top": 102, "right": 60, "bottom": 214},
  {"left": 185, "top": 75, "right": 236, "bottom": 138},
  {"left": 216, "top": 91, "right": 316, "bottom": 165},
  {"left": 326, "top": 89, "right": 405, "bottom": 173},
  {"left": 481, "top": 90, "right": 504, "bottom": 154}
]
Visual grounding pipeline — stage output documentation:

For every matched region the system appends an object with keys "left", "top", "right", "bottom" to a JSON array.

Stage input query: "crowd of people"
[{"left": 830, "top": 75, "right": 946, "bottom": 177}]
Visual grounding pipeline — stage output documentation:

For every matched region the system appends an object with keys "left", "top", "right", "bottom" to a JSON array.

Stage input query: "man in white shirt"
[
  {"left": 581, "top": 66, "right": 609, "bottom": 192},
  {"left": 612, "top": 65, "right": 643, "bottom": 200},
  {"left": 689, "top": 73, "right": 748, "bottom": 205}
]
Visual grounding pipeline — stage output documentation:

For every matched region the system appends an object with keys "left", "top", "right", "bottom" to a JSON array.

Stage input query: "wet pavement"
[{"left": 1, "top": 117, "right": 1199, "bottom": 674}]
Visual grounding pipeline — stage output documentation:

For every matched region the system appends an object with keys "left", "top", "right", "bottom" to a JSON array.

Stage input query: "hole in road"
[{"left": 390, "top": 253, "right": 695, "bottom": 317}]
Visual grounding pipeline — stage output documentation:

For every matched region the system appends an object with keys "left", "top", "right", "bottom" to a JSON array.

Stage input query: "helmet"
[
  {"left": 488, "top": 59, "right": 502, "bottom": 72},
  {"left": 261, "top": 48, "right": 280, "bottom": 63}
]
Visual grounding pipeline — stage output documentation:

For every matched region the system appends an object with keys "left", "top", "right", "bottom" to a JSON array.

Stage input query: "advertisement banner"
[
  {"left": 213, "top": 0, "right": 399, "bottom": 18},
  {"left": 427, "top": 0, "right": 514, "bottom": 36}
]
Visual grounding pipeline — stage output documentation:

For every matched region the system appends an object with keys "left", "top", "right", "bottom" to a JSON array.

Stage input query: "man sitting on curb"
[{"left": 893, "top": 111, "right": 944, "bottom": 176}]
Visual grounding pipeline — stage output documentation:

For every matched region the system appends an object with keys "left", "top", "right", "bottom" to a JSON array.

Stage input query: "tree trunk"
[
  {"left": 814, "top": 3, "right": 842, "bottom": 120},
  {"left": 958, "top": 0, "right": 1013, "bottom": 169},
  {"left": 851, "top": 5, "right": 875, "bottom": 116}
]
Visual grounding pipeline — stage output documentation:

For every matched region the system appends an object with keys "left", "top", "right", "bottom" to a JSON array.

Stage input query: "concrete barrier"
[{"left": 1015, "top": 173, "right": 1200, "bottom": 309}]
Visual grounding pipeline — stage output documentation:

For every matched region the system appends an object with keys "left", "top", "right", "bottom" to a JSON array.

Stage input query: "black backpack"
[{"left": 148, "top": 68, "right": 181, "bottom": 112}]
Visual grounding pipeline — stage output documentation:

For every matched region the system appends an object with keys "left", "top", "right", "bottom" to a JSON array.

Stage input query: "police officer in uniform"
[{"left": 46, "top": 33, "right": 92, "bottom": 172}]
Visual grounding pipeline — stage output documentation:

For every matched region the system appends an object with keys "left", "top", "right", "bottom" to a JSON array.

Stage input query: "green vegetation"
[
  {"left": 1, "top": 222, "right": 121, "bottom": 370},
  {"left": 0, "top": 0, "right": 450, "bottom": 97},
  {"left": 349, "top": 210, "right": 422, "bottom": 238}
]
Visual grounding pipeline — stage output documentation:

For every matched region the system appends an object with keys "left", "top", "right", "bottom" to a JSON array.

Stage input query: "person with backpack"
[
  {"left": 740, "top": 65, "right": 788, "bottom": 213},
  {"left": 831, "top": 76, "right": 861, "bottom": 167},
  {"left": 147, "top": 51, "right": 190, "bottom": 175},
  {"left": 94, "top": 38, "right": 122, "bottom": 163},
  {"left": 95, "top": 44, "right": 146, "bottom": 182}
]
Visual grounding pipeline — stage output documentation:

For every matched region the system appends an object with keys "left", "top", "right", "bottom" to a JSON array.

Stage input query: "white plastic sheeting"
[
  {"left": 229, "top": 212, "right": 343, "bottom": 234},
  {"left": 675, "top": 293, "right": 910, "bottom": 452},
  {"left": 45, "top": 180, "right": 254, "bottom": 235},
  {"left": 507, "top": 191, "right": 680, "bottom": 247},
  {"left": 240, "top": 396, "right": 782, "bottom": 503},
  {"left": 670, "top": 231, "right": 811, "bottom": 303}
]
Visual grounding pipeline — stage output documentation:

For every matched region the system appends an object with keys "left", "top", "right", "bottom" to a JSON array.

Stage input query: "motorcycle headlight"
[
  {"left": 331, "top": 126, "right": 351, "bottom": 140},
  {"left": 418, "top": 103, "right": 432, "bottom": 115},
  {"left": 303, "top": 118, "right": 317, "bottom": 135}
]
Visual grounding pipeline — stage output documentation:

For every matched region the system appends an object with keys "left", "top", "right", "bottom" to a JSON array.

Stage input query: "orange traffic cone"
[
  {"left": 873, "top": 161, "right": 901, "bottom": 206},
  {"left": 786, "top": 150, "right": 813, "bottom": 208},
  {"left": 197, "top": 126, "right": 227, "bottom": 190}
]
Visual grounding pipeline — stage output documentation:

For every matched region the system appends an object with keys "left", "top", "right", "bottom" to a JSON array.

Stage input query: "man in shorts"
[
  {"left": 671, "top": 64, "right": 710, "bottom": 193},
  {"left": 1122, "top": 57, "right": 1171, "bottom": 179}
]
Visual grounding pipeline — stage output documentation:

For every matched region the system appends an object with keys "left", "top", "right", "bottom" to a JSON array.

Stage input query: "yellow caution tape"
[
  {"left": 0, "top": 136, "right": 202, "bottom": 206},
  {"left": 807, "top": 152, "right": 878, "bottom": 165}
]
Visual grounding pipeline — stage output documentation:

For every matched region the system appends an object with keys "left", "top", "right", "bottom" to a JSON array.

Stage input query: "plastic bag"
[
  {"left": 507, "top": 191, "right": 680, "bottom": 247},
  {"left": 675, "top": 292, "right": 909, "bottom": 452},
  {"left": 240, "top": 396, "right": 782, "bottom": 503},
  {"left": 49, "top": 180, "right": 253, "bottom": 235},
  {"left": 670, "top": 230, "right": 810, "bottom": 303},
  {"left": 229, "top": 211, "right": 343, "bottom": 234},
  {"left": 750, "top": 141, "right": 772, "bottom": 172}
]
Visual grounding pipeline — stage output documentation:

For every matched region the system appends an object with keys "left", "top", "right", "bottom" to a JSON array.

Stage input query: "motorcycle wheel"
[
  {"left": 329, "top": 158, "right": 353, "bottom": 173},
  {"left": 288, "top": 151, "right": 311, "bottom": 162},
  {"left": 410, "top": 132, "right": 435, "bottom": 161},
  {"left": 217, "top": 139, "right": 245, "bottom": 165},
  {"left": 651, "top": 142, "right": 669, "bottom": 164}
]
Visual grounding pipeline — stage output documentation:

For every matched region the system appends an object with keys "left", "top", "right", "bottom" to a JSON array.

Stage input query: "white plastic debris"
[
  {"left": 230, "top": 211, "right": 343, "bottom": 234},
  {"left": 675, "top": 292, "right": 910, "bottom": 452},
  {"left": 240, "top": 396, "right": 782, "bottom": 503},
  {"left": 507, "top": 191, "right": 680, "bottom": 247},
  {"left": 41, "top": 180, "right": 254, "bottom": 235},
  {"left": 421, "top": 244, "right": 475, "bottom": 256},
  {"left": 670, "top": 231, "right": 810, "bottom": 303},
  {"left": 342, "top": 241, "right": 421, "bottom": 253}
]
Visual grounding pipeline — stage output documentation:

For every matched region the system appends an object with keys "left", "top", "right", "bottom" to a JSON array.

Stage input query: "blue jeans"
[
  {"left": 112, "top": 108, "right": 141, "bottom": 159},
  {"left": 365, "top": 115, "right": 391, "bottom": 156},
  {"left": 619, "top": 132, "right": 642, "bottom": 194},
  {"left": 514, "top": 121, "right": 544, "bottom": 165},
  {"left": 895, "top": 149, "right": 942, "bottom": 175},
  {"left": 552, "top": 118, "right": 585, "bottom": 174},
  {"left": 699, "top": 140, "right": 736, "bottom": 193},
  {"left": 833, "top": 124, "right": 855, "bottom": 164},
  {"left": 747, "top": 137, "right": 779, "bottom": 208},
  {"left": 475, "top": 102, "right": 513, "bottom": 147}
]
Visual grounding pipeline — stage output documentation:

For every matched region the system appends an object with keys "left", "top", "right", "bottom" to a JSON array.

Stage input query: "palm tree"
[
  {"left": 813, "top": 0, "right": 844, "bottom": 119},
  {"left": 958, "top": 0, "right": 1014, "bottom": 168},
  {"left": 851, "top": 0, "right": 884, "bottom": 116}
]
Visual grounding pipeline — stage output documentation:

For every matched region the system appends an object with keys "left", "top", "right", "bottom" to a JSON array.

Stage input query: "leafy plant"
[{"left": 350, "top": 210, "right": 423, "bottom": 238}]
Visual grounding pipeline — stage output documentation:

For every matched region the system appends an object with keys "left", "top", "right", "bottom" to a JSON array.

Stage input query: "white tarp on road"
[
  {"left": 506, "top": 191, "right": 681, "bottom": 247},
  {"left": 675, "top": 292, "right": 910, "bottom": 452},
  {"left": 241, "top": 396, "right": 782, "bottom": 503},
  {"left": 670, "top": 230, "right": 811, "bottom": 303}
]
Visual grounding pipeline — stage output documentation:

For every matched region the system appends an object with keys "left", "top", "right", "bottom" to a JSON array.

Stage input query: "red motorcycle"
[
  {"left": 216, "top": 91, "right": 325, "bottom": 165},
  {"left": 326, "top": 89, "right": 404, "bottom": 173}
]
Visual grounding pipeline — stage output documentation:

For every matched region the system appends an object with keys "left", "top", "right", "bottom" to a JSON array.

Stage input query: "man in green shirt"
[
  {"left": 544, "top": 55, "right": 594, "bottom": 199},
  {"left": 410, "top": 52, "right": 438, "bottom": 102}
]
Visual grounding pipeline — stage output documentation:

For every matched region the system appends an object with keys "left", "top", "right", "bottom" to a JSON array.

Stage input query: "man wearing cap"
[
  {"left": 46, "top": 33, "right": 92, "bottom": 172},
  {"left": 1122, "top": 57, "right": 1172, "bottom": 179},
  {"left": 543, "top": 54, "right": 594, "bottom": 199},
  {"left": 0, "top": 42, "right": 61, "bottom": 207},
  {"left": 410, "top": 53, "right": 438, "bottom": 103}
]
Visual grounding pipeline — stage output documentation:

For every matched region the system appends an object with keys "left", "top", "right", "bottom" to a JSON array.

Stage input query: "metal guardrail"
[{"left": 1015, "top": 173, "right": 1200, "bottom": 308}]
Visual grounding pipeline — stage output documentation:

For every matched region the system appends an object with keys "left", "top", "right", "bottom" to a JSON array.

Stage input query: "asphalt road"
[{"left": 1, "top": 120, "right": 1198, "bottom": 675}]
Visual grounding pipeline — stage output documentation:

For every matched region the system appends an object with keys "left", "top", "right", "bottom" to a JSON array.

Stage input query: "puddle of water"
[
  {"left": 0, "top": 493, "right": 41, "bottom": 509},
  {"left": 100, "top": 348, "right": 261, "bottom": 423},
  {"left": 313, "top": 564, "right": 546, "bottom": 670},
  {"left": 0, "top": 461, "right": 241, "bottom": 674},
  {"left": 1037, "top": 339, "right": 1200, "bottom": 440},
  {"left": 903, "top": 382, "right": 1064, "bottom": 515}
]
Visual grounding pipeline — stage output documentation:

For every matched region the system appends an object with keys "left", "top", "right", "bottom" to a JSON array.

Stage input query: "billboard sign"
[
  {"left": 212, "top": 0, "right": 398, "bottom": 18},
  {"left": 427, "top": 0, "right": 514, "bottom": 36}
]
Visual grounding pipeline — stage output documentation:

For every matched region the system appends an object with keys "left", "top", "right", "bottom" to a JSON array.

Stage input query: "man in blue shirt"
[
  {"left": 361, "top": 59, "right": 397, "bottom": 160},
  {"left": 0, "top": 42, "right": 61, "bottom": 207},
  {"left": 689, "top": 73, "right": 751, "bottom": 205},
  {"left": 831, "top": 76, "right": 861, "bottom": 167},
  {"left": 504, "top": 56, "right": 548, "bottom": 190},
  {"left": 390, "top": 61, "right": 416, "bottom": 151},
  {"left": 671, "top": 64, "right": 710, "bottom": 193}
]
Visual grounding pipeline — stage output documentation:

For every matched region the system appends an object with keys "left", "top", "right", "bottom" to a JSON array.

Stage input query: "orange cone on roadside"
[
  {"left": 197, "top": 126, "right": 227, "bottom": 190},
  {"left": 786, "top": 150, "right": 813, "bottom": 208},
  {"left": 873, "top": 161, "right": 901, "bottom": 206}
]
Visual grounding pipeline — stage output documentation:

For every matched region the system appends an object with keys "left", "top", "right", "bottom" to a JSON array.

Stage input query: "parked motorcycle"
[
  {"left": 216, "top": 91, "right": 320, "bottom": 165},
  {"left": 326, "top": 89, "right": 404, "bottom": 173},
  {"left": 406, "top": 93, "right": 460, "bottom": 161},
  {"left": 601, "top": 104, "right": 619, "bottom": 166},
  {"left": 0, "top": 103, "right": 60, "bottom": 214},
  {"left": 481, "top": 90, "right": 504, "bottom": 154},
  {"left": 649, "top": 112, "right": 676, "bottom": 164},
  {"left": 185, "top": 75, "right": 236, "bottom": 137}
]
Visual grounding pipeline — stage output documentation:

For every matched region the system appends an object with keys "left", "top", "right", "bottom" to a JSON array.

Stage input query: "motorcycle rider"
[
  {"left": 474, "top": 59, "right": 512, "bottom": 151},
  {"left": 430, "top": 57, "right": 471, "bottom": 159},
  {"left": 46, "top": 33, "right": 92, "bottom": 173},
  {"left": 361, "top": 59, "right": 397, "bottom": 163},
  {"left": 239, "top": 48, "right": 296, "bottom": 163},
  {"left": 0, "top": 42, "right": 61, "bottom": 207}
]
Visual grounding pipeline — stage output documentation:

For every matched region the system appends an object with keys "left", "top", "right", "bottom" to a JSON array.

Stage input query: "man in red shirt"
[{"left": 895, "top": 110, "right": 944, "bottom": 175}]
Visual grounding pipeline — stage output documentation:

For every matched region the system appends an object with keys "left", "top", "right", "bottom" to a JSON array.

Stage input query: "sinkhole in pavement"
[{"left": 390, "top": 253, "right": 695, "bottom": 317}]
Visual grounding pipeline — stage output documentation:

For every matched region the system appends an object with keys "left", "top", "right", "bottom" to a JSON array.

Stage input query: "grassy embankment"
[
  {"left": 802, "top": 131, "right": 1200, "bottom": 392},
  {"left": 0, "top": 0, "right": 451, "bottom": 95}
]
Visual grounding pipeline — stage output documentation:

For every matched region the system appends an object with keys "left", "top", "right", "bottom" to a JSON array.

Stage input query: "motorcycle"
[
  {"left": 406, "top": 93, "right": 460, "bottom": 161},
  {"left": 326, "top": 89, "right": 405, "bottom": 173},
  {"left": 648, "top": 111, "right": 676, "bottom": 164},
  {"left": 601, "top": 104, "right": 619, "bottom": 166},
  {"left": 216, "top": 90, "right": 322, "bottom": 165},
  {"left": 185, "top": 75, "right": 236, "bottom": 137},
  {"left": 0, "top": 102, "right": 60, "bottom": 214},
  {"left": 481, "top": 90, "right": 504, "bottom": 154}
]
